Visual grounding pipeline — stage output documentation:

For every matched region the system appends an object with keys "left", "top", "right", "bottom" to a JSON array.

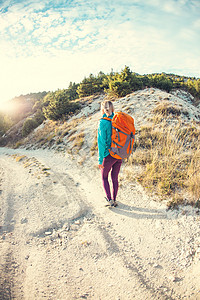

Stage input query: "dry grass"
[
  {"left": 14, "top": 141, "right": 24, "bottom": 149},
  {"left": 177, "top": 126, "right": 200, "bottom": 149},
  {"left": 153, "top": 101, "right": 183, "bottom": 117},
  {"left": 9, "top": 155, "right": 51, "bottom": 178},
  {"left": 134, "top": 125, "right": 163, "bottom": 149},
  {"left": 21, "top": 117, "right": 85, "bottom": 149},
  {"left": 186, "top": 148, "right": 200, "bottom": 200},
  {"left": 68, "top": 131, "right": 85, "bottom": 153},
  {"left": 74, "top": 132, "right": 85, "bottom": 149},
  {"left": 90, "top": 133, "right": 98, "bottom": 156},
  {"left": 129, "top": 119, "right": 200, "bottom": 207},
  {"left": 12, "top": 154, "right": 26, "bottom": 162}
]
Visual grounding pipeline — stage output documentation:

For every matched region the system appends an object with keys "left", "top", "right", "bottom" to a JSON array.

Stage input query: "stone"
[
  {"left": 21, "top": 218, "right": 28, "bottom": 224},
  {"left": 75, "top": 220, "right": 81, "bottom": 225},
  {"left": 45, "top": 231, "right": 52, "bottom": 235}
]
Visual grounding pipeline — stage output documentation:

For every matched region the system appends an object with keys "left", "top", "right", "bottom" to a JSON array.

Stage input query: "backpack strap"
[{"left": 102, "top": 117, "right": 112, "bottom": 122}]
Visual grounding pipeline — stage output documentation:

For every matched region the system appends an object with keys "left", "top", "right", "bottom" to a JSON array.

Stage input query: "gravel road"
[{"left": 0, "top": 148, "right": 200, "bottom": 299}]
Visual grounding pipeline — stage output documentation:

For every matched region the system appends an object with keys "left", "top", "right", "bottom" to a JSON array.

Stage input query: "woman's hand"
[{"left": 98, "top": 164, "right": 104, "bottom": 170}]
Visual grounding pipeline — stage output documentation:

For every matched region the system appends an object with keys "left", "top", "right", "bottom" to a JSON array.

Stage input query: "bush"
[
  {"left": 22, "top": 118, "right": 38, "bottom": 137},
  {"left": 34, "top": 109, "right": 45, "bottom": 124},
  {"left": 148, "top": 74, "right": 173, "bottom": 92},
  {"left": 77, "top": 73, "right": 105, "bottom": 98},
  {"left": 0, "top": 113, "right": 13, "bottom": 136},
  {"left": 43, "top": 89, "right": 80, "bottom": 121},
  {"left": 105, "top": 66, "right": 143, "bottom": 97}
]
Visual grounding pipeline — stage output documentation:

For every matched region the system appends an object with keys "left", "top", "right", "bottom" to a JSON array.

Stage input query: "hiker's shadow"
[{"left": 113, "top": 202, "right": 167, "bottom": 220}]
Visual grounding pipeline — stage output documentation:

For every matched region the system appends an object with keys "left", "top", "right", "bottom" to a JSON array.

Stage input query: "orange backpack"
[{"left": 103, "top": 112, "right": 135, "bottom": 160}]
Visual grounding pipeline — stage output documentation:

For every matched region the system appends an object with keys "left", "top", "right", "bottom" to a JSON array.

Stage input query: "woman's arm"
[{"left": 98, "top": 120, "right": 109, "bottom": 165}]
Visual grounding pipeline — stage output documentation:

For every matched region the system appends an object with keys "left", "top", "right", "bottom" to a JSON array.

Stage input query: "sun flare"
[{"left": 0, "top": 100, "right": 18, "bottom": 115}]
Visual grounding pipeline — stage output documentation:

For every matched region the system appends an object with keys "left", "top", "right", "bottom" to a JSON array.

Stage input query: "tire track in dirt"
[
  {"left": 0, "top": 251, "right": 14, "bottom": 300},
  {"left": 52, "top": 163, "right": 177, "bottom": 299},
  {"left": 0, "top": 149, "right": 199, "bottom": 299},
  {"left": 0, "top": 161, "right": 24, "bottom": 300},
  {"left": 91, "top": 215, "right": 177, "bottom": 300},
  {"left": 0, "top": 154, "right": 93, "bottom": 299}
]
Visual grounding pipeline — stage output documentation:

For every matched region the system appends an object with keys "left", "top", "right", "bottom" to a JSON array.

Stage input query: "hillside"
[
  {"left": 1, "top": 92, "right": 47, "bottom": 122},
  {"left": 1, "top": 68, "right": 200, "bottom": 143},
  {"left": 7, "top": 87, "right": 199, "bottom": 206},
  {"left": 0, "top": 88, "right": 200, "bottom": 299}
]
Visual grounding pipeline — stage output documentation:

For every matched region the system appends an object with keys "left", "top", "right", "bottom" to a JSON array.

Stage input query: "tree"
[
  {"left": 140, "top": 75, "right": 151, "bottom": 88},
  {"left": 34, "top": 109, "right": 45, "bottom": 124},
  {"left": 0, "top": 114, "right": 5, "bottom": 136},
  {"left": 105, "top": 66, "right": 143, "bottom": 97},
  {"left": 77, "top": 73, "right": 104, "bottom": 98},
  {"left": 67, "top": 82, "right": 79, "bottom": 100},
  {"left": 186, "top": 79, "right": 200, "bottom": 97},
  {"left": 22, "top": 118, "right": 38, "bottom": 137},
  {"left": 0, "top": 113, "right": 13, "bottom": 136},
  {"left": 43, "top": 89, "right": 80, "bottom": 121},
  {"left": 149, "top": 74, "right": 173, "bottom": 92}
]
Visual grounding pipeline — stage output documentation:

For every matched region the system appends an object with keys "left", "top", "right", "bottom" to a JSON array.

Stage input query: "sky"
[{"left": 0, "top": 0, "right": 200, "bottom": 106}]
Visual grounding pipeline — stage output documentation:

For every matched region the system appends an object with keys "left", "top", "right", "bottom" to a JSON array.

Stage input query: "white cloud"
[
  {"left": 0, "top": 0, "right": 199, "bottom": 104},
  {"left": 180, "top": 28, "right": 197, "bottom": 41},
  {"left": 193, "top": 18, "right": 200, "bottom": 29}
]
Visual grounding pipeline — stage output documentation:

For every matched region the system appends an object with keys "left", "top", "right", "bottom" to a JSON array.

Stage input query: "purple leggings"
[{"left": 101, "top": 154, "right": 122, "bottom": 201}]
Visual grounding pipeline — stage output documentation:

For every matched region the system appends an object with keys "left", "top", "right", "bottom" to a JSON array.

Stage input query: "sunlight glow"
[{"left": 0, "top": 100, "right": 19, "bottom": 115}]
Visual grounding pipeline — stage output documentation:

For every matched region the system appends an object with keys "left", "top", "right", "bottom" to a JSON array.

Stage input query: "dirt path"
[{"left": 0, "top": 148, "right": 200, "bottom": 299}]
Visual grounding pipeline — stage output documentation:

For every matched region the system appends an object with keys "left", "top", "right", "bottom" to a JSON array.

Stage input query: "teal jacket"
[{"left": 97, "top": 112, "right": 114, "bottom": 165}]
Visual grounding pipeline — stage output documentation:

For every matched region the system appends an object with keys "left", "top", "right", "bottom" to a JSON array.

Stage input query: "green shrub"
[
  {"left": 43, "top": 89, "right": 80, "bottom": 121},
  {"left": 22, "top": 118, "right": 38, "bottom": 137},
  {"left": 105, "top": 66, "right": 143, "bottom": 97}
]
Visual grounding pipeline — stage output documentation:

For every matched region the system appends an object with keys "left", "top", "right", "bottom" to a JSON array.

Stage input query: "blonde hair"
[{"left": 101, "top": 100, "right": 114, "bottom": 116}]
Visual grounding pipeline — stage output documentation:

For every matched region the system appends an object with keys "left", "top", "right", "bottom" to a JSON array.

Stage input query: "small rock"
[
  {"left": 80, "top": 294, "right": 89, "bottom": 299},
  {"left": 21, "top": 218, "right": 28, "bottom": 224},
  {"left": 168, "top": 275, "right": 180, "bottom": 282},
  {"left": 153, "top": 264, "right": 162, "bottom": 269},
  {"left": 45, "top": 231, "right": 52, "bottom": 235},
  {"left": 75, "top": 220, "right": 81, "bottom": 225},
  {"left": 70, "top": 224, "right": 79, "bottom": 231},
  {"left": 169, "top": 275, "right": 176, "bottom": 281},
  {"left": 63, "top": 224, "right": 70, "bottom": 231}
]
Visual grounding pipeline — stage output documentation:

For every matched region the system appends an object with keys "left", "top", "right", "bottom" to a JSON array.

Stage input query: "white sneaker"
[{"left": 105, "top": 198, "right": 114, "bottom": 206}]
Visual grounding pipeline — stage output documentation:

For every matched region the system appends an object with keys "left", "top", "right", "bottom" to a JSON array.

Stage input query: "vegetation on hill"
[
  {"left": 0, "top": 66, "right": 199, "bottom": 141},
  {"left": 0, "top": 113, "right": 13, "bottom": 136},
  {"left": 43, "top": 89, "right": 80, "bottom": 121},
  {"left": 77, "top": 66, "right": 200, "bottom": 99}
]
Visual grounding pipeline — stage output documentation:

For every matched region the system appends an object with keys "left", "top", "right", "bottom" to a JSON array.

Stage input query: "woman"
[{"left": 98, "top": 100, "right": 122, "bottom": 206}]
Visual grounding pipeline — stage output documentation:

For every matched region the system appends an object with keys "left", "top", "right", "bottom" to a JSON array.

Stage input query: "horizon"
[
  {"left": 0, "top": 0, "right": 200, "bottom": 105},
  {"left": 2, "top": 69, "right": 199, "bottom": 103}
]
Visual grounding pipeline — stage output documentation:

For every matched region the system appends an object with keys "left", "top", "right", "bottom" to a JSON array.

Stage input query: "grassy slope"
[{"left": 7, "top": 89, "right": 200, "bottom": 207}]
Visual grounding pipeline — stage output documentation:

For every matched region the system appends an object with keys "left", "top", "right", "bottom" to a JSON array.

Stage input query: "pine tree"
[{"left": 43, "top": 89, "right": 80, "bottom": 121}]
